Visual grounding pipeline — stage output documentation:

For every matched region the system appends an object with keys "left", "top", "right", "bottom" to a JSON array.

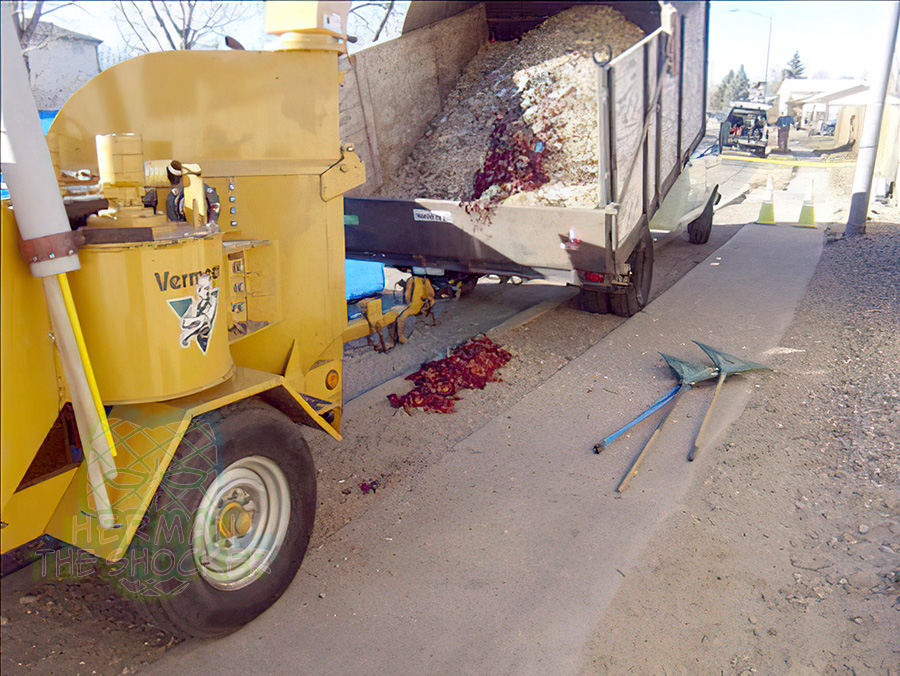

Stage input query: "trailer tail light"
[{"left": 580, "top": 271, "right": 605, "bottom": 284}]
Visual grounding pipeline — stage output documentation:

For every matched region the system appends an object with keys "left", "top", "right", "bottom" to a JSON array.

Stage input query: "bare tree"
[
  {"left": 7, "top": 1, "right": 76, "bottom": 75},
  {"left": 112, "top": 0, "right": 253, "bottom": 55},
  {"left": 348, "top": 0, "right": 399, "bottom": 46}
]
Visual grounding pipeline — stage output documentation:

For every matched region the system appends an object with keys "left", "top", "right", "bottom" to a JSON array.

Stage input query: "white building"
[
  {"left": 774, "top": 78, "right": 865, "bottom": 126},
  {"left": 27, "top": 22, "right": 102, "bottom": 110}
]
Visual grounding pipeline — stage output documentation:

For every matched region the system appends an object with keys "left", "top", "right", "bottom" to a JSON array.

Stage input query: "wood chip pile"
[{"left": 377, "top": 6, "right": 645, "bottom": 209}]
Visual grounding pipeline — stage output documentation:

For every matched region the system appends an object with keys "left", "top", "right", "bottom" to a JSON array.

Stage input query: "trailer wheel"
[
  {"left": 718, "top": 122, "right": 730, "bottom": 150},
  {"left": 610, "top": 227, "right": 654, "bottom": 317},
  {"left": 687, "top": 185, "right": 719, "bottom": 245},
  {"left": 121, "top": 399, "right": 316, "bottom": 638}
]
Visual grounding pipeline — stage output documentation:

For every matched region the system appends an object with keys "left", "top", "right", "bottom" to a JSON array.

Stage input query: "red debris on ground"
[
  {"left": 359, "top": 480, "right": 380, "bottom": 494},
  {"left": 388, "top": 335, "right": 512, "bottom": 413}
]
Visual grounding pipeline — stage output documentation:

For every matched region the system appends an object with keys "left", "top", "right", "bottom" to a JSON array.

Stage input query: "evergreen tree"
[
  {"left": 730, "top": 65, "right": 751, "bottom": 102},
  {"left": 712, "top": 69, "right": 735, "bottom": 110},
  {"left": 783, "top": 52, "right": 806, "bottom": 79}
]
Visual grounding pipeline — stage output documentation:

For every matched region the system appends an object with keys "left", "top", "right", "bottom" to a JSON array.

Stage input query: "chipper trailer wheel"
[
  {"left": 122, "top": 399, "right": 316, "bottom": 638},
  {"left": 610, "top": 226, "right": 654, "bottom": 317}
]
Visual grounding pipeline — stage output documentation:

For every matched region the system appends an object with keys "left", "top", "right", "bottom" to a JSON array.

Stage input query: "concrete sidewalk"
[{"left": 147, "top": 221, "right": 823, "bottom": 676}]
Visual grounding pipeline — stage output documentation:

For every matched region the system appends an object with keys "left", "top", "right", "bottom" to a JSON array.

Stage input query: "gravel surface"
[{"left": 378, "top": 5, "right": 644, "bottom": 207}]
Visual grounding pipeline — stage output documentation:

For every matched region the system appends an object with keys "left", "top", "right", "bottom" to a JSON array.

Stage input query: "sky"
[
  {"left": 34, "top": 1, "right": 900, "bottom": 83},
  {"left": 708, "top": 1, "right": 897, "bottom": 85},
  {"left": 38, "top": 1, "right": 410, "bottom": 60}
]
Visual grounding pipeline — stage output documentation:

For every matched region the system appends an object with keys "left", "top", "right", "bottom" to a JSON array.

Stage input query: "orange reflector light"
[{"left": 325, "top": 369, "right": 340, "bottom": 390}]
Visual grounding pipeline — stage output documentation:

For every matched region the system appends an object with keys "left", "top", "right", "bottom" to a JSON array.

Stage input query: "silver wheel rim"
[{"left": 192, "top": 456, "right": 291, "bottom": 591}]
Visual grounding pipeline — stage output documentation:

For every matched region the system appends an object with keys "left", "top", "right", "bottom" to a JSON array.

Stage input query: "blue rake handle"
[{"left": 593, "top": 383, "right": 681, "bottom": 452}]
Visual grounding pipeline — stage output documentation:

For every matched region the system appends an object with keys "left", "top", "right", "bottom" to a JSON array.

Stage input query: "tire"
[
  {"left": 578, "top": 288, "right": 611, "bottom": 314},
  {"left": 116, "top": 399, "right": 316, "bottom": 638},
  {"left": 718, "top": 122, "right": 730, "bottom": 150},
  {"left": 610, "top": 227, "right": 654, "bottom": 317},
  {"left": 451, "top": 274, "right": 479, "bottom": 297},
  {"left": 688, "top": 185, "right": 719, "bottom": 245}
]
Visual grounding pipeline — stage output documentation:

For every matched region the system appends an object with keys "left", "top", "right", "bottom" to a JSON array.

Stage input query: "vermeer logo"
[
  {"left": 155, "top": 266, "right": 221, "bottom": 292},
  {"left": 167, "top": 274, "right": 219, "bottom": 354}
]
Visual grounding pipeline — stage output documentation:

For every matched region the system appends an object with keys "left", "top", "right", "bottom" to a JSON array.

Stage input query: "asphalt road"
[{"left": 146, "top": 162, "right": 826, "bottom": 676}]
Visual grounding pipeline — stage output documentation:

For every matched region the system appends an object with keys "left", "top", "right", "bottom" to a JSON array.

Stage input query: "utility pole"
[
  {"left": 845, "top": 0, "right": 900, "bottom": 237},
  {"left": 763, "top": 15, "right": 771, "bottom": 101}
]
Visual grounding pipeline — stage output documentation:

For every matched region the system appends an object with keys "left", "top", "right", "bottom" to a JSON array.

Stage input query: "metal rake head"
[
  {"left": 692, "top": 342, "right": 769, "bottom": 376},
  {"left": 659, "top": 353, "right": 719, "bottom": 386}
]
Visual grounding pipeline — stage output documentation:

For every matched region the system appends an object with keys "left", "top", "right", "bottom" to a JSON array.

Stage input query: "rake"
[
  {"left": 616, "top": 353, "right": 719, "bottom": 492},
  {"left": 687, "top": 342, "right": 769, "bottom": 461}
]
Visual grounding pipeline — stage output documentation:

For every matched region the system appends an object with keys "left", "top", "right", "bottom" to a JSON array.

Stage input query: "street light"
[{"left": 729, "top": 8, "right": 772, "bottom": 103}]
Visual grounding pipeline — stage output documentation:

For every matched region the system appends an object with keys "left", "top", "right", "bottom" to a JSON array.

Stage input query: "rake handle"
[
  {"left": 688, "top": 372, "right": 727, "bottom": 461},
  {"left": 617, "top": 383, "right": 691, "bottom": 492},
  {"left": 594, "top": 383, "right": 680, "bottom": 452}
]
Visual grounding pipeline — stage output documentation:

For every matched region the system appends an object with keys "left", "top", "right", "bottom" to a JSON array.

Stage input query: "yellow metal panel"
[
  {"left": 228, "top": 175, "right": 346, "bottom": 389},
  {"left": 44, "top": 400, "right": 191, "bottom": 561},
  {"left": 0, "top": 206, "right": 61, "bottom": 511},
  {"left": 320, "top": 150, "right": 365, "bottom": 201},
  {"left": 48, "top": 50, "right": 342, "bottom": 176},
  {"left": 281, "top": 382, "right": 341, "bottom": 441},
  {"left": 66, "top": 236, "right": 234, "bottom": 404},
  {"left": 0, "top": 468, "right": 78, "bottom": 554}
]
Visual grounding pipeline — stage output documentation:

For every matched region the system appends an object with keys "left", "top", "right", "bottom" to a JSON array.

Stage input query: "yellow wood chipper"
[{"left": 1, "top": 2, "right": 372, "bottom": 637}]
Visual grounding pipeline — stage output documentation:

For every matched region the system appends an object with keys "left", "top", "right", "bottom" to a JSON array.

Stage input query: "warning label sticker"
[{"left": 413, "top": 209, "right": 453, "bottom": 224}]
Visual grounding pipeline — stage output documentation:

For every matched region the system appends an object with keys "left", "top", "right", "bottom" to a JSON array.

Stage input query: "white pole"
[
  {"left": 2, "top": 2, "right": 119, "bottom": 528},
  {"left": 845, "top": 0, "right": 900, "bottom": 236},
  {"left": 0, "top": 3, "right": 80, "bottom": 276}
]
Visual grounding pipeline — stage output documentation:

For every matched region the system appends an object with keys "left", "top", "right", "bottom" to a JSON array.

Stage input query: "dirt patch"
[{"left": 0, "top": 557, "right": 175, "bottom": 676}]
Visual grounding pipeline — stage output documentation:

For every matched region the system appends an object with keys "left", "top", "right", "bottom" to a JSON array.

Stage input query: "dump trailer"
[
  {"left": 1, "top": 2, "right": 374, "bottom": 638},
  {"left": 343, "top": 0, "right": 717, "bottom": 316}
]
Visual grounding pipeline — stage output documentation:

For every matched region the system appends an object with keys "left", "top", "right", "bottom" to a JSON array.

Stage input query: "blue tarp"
[
  {"left": 345, "top": 259, "right": 385, "bottom": 301},
  {"left": 39, "top": 110, "right": 59, "bottom": 134}
]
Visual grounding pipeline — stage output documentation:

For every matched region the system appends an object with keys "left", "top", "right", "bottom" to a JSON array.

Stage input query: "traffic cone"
[
  {"left": 757, "top": 176, "right": 776, "bottom": 225},
  {"left": 796, "top": 180, "right": 816, "bottom": 228}
]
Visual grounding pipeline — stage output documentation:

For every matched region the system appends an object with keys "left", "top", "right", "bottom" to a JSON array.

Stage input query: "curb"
[{"left": 486, "top": 289, "right": 579, "bottom": 339}]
